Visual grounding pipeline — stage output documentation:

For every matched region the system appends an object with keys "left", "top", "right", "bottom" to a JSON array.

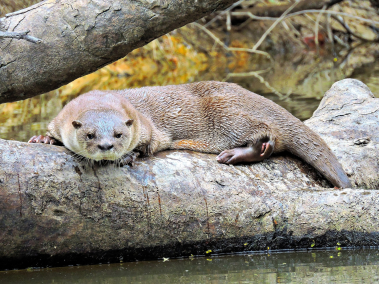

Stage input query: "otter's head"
[{"left": 65, "top": 110, "right": 135, "bottom": 161}]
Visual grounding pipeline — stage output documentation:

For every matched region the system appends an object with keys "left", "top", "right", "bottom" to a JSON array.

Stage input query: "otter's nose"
[{"left": 98, "top": 143, "right": 114, "bottom": 151}]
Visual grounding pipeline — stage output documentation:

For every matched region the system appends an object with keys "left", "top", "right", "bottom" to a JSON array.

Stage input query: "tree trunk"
[
  {"left": 0, "top": 0, "right": 238, "bottom": 104},
  {"left": 0, "top": 79, "right": 378, "bottom": 270}
]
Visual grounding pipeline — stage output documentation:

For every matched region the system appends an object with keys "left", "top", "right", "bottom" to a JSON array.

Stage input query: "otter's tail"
[{"left": 285, "top": 124, "right": 352, "bottom": 189}]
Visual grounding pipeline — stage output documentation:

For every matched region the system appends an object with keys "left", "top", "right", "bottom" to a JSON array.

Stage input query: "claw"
[
  {"left": 120, "top": 152, "right": 140, "bottom": 167},
  {"left": 217, "top": 141, "right": 275, "bottom": 165},
  {"left": 28, "top": 135, "right": 58, "bottom": 145}
]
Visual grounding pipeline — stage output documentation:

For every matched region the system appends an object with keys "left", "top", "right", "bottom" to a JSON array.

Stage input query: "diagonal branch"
[{"left": 0, "top": 0, "right": 239, "bottom": 104}]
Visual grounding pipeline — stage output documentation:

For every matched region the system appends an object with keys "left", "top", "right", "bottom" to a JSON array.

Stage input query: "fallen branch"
[
  {"left": 1, "top": 79, "right": 379, "bottom": 270},
  {"left": 0, "top": 0, "right": 239, "bottom": 104}
]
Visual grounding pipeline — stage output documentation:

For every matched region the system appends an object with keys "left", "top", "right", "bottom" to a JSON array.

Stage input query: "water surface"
[{"left": 2, "top": 249, "right": 379, "bottom": 283}]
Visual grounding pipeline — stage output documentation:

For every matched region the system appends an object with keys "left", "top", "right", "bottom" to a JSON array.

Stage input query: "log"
[
  {"left": 0, "top": 78, "right": 378, "bottom": 270},
  {"left": 0, "top": 0, "right": 237, "bottom": 104},
  {"left": 305, "top": 79, "right": 379, "bottom": 189}
]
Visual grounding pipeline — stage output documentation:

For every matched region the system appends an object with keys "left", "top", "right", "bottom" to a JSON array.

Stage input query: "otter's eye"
[
  {"left": 87, "top": 133, "right": 95, "bottom": 140},
  {"left": 115, "top": 133, "right": 122, "bottom": 138}
]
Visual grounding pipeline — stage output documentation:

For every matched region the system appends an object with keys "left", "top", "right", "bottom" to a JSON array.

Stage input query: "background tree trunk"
[
  {"left": 0, "top": 79, "right": 378, "bottom": 270},
  {"left": 0, "top": 0, "right": 238, "bottom": 104}
]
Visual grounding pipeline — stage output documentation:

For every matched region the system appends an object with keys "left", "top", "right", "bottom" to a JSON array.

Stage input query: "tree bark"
[
  {"left": 0, "top": 79, "right": 379, "bottom": 270},
  {"left": 0, "top": 0, "right": 238, "bottom": 104}
]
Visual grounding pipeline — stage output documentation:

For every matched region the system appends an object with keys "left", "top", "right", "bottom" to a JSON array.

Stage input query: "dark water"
[{"left": 2, "top": 250, "right": 379, "bottom": 283}]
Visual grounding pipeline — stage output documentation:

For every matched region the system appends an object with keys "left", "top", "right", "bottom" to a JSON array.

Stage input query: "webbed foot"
[
  {"left": 217, "top": 140, "right": 274, "bottom": 165},
  {"left": 28, "top": 135, "right": 59, "bottom": 145}
]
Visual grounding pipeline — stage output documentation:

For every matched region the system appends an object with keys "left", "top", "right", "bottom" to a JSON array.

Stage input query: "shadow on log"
[{"left": 0, "top": 79, "right": 379, "bottom": 270}]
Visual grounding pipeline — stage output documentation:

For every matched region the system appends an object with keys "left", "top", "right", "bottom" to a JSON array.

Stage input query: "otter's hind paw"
[
  {"left": 120, "top": 152, "right": 140, "bottom": 167},
  {"left": 28, "top": 135, "right": 58, "bottom": 145}
]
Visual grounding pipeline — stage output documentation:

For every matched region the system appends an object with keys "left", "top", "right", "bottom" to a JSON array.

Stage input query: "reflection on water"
[{"left": 2, "top": 250, "right": 379, "bottom": 283}]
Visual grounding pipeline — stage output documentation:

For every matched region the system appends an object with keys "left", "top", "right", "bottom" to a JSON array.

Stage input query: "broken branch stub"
[{"left": 0, "top": 30, "right": 42, "bottom": 43}]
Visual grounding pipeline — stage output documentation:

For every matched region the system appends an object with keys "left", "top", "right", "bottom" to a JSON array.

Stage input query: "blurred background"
[{"left": 2, "top": 0, "right": 379, "bottom": 141}]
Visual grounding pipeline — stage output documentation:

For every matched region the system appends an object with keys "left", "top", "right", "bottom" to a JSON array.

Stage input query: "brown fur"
[{"left": 31, "top": 81, "right": 352, "bottom": 188}]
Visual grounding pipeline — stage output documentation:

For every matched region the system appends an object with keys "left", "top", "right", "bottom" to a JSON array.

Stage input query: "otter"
[{"left": 29, "top": 81, "right": 352, "bottom": 188}]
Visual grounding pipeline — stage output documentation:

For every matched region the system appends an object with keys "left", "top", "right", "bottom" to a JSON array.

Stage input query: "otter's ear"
[
  {"left": 125, "top": 119, "right": 134, "bottom": 127},
  {"left": 72, "top": 120, "right": 82, "bottom": 129}
]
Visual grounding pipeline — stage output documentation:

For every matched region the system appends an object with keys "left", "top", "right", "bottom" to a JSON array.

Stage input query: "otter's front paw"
[
  {"left": 28, "top": 135, "right": 58, "bottom": 145},
  {"left": 120, "top": 152, "right": 140, "bottom": 167}
]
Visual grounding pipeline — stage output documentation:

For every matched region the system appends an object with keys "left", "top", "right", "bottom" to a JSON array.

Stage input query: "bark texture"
[
  {"left": 0, "top": 0, "right": 237, "bottom": 104},
  {"left": 305, "top": 79, "right": 379, "bottom": 189},
  {"left": 0, "top": 79, "right": 379, "bottom": 269}
]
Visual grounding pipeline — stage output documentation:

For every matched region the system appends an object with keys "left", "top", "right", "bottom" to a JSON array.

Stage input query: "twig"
[
  {"left": 231, "top": 10, "right": 379, "bottom": 26},
  {"left": 281, "top": 20, "right": 290, "bottom": 32},
  {"left": 281, "top": 20, "right": 304, "bottom": 46},
  {"left": 333, "top": 34, "right": 350, "bottom": 48},
  {"left": 0, "top": 30, "right": 42, "bottom": 43},
  {"left": 331, "top": 15, "right": 370, "bottom": 42},
  {"left": 225, "top": 67, "right": 270, "bottom": 79},
  {"left": 252, "top": 0, "right": 301, "bottom": 52},
  {"left": 326, "top": 13, "right": 336, "bottom": 56},
  {"left": 234, "top": 16, "right": 254, "bottom": 31},
  {"left": 286, "top": 19, "right": 301, "bottom": 37},
  {"left": 203, "top": 0, "right": 246, "bottom": 28},
  {"left": 226, "top": 11, "right": 231, "bottom": 31},
  {"left": 230, "top": 12, "right": 279, "bottom": 21},
  {"left": 314, "top": 5, "right": 327, "bottom": 49},
  {"left": 191, "top": 22, "right": 273, "bottom": 62},
  {"left": 225, "top": 68, "right": 284, "bottom": 99}
]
